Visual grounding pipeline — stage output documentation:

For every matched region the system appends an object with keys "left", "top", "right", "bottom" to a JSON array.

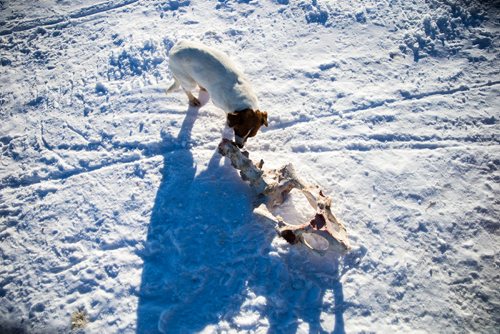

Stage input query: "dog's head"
[{"left": 227, "top": 109, "right": 268, "bottom": 148}]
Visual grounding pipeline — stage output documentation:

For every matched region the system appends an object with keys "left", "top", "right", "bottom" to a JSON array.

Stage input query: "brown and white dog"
[{"left": 167, "top": 40, "right": 268, "bottom": 147}]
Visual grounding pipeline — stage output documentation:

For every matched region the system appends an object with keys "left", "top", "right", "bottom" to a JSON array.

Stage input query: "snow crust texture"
[{"left": 0, "top": 0, "right": 499, "bottom": 333}]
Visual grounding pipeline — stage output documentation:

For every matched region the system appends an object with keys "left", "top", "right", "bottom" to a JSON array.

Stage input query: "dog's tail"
[{"left": 166, "top": 77, "right": 180, "bottom": 94}]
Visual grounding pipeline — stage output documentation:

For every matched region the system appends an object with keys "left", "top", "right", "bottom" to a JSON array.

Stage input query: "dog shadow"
[{"left": 136, "top": 95, "right": 347, "bottom": 333}]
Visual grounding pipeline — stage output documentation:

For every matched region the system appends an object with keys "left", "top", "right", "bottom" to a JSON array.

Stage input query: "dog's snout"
[
  {"left": 235, "top": 139, "right": 245, "bottom": 148},
  {"left": 234, "top": 135, "right": 246, "bottom": 148}
]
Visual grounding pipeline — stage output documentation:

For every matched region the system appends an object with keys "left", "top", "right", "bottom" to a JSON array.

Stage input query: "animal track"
[{"left": 107, "top": 40, "right": 165, "bottom": 80}]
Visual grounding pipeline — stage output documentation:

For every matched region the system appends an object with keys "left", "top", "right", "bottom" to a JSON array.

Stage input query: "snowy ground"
[{"left": 1, "top": 0, "right": 499, "bottom": 333}]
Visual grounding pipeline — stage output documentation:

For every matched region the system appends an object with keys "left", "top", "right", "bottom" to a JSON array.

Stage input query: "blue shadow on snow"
[{"left": 136, "top": 95, "right": 346, "bottom": 333}]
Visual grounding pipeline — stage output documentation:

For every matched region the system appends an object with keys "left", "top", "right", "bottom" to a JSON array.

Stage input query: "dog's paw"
[{"left": 189, "top": 98, "right": 201, "bottom": 107}]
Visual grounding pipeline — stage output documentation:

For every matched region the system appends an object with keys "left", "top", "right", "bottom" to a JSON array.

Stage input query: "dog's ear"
[
  {"left": 259, "top": 111, "right": 268, "bottom": 127},
  {"left": 227, "top": 112, "right": 241, "bottom": 127}
]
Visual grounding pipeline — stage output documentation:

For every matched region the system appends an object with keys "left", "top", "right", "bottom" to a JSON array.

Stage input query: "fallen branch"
[{"left": 218, "top": 139, "right": 350, "bottom": 251}]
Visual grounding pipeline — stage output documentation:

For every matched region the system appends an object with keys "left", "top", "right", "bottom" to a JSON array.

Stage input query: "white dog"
[{"left": 167, "top": 40, "right": 268, "bottom": 147}]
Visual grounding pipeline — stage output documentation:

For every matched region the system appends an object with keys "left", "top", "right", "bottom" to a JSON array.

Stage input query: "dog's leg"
[
  {"left": 197, "top": 85, "right": 210, "bottom": 105},
  {"left": 184, "top": 89, "right": 201, "bottom": 107},
  {"left": 166, "top": 77, "right": 180, "bottom": 94}
]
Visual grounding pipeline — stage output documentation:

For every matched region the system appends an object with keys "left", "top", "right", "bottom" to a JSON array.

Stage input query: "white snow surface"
[{"left": 0, "top": 0, "right": 499, "bottom": 333}]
